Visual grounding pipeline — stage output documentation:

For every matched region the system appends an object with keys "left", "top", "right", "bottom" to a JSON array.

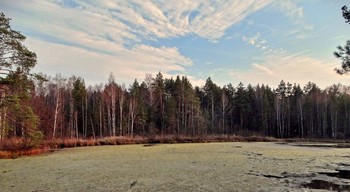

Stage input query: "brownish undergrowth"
[{"left": 3, "top": 135, "right": 349, "bottom": 159}]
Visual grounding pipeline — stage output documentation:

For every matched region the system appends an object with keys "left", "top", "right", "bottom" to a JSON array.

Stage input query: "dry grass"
[
  {"left": 0, "top": 137, "right": 49, "bottom": 158},
  {"left": 8, "top": 134, "right": 350, "bottom": 159},
  {"left": 0, "top": 135, "right": 280, "bottom": 159},
  {"left": 46, "top": 135, "right": 277, "bottom": 150},
  {"left": 0, "top": 138, "right": 26, "bottom": 151},
  {"left": 0, "top": 147, "right": 50, "bottom": 159}
]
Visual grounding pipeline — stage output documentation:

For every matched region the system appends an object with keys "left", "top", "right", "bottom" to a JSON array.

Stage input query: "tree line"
[{"left": 2, "top": 72, "right": 349, "bottom": 140}]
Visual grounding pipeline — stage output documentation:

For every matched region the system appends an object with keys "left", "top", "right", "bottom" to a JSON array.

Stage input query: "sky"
[{"left": 1, "top": 0, "right": 350, "bottom": 88}]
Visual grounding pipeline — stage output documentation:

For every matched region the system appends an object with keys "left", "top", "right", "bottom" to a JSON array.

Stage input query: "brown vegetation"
[
  {"left": 0, "top": 135, "right": 279, "bottom": 158},
  {"left": 3, "top": 135, "right": 350, "bottom": 159},
  {"left": 0, "top": 137, "right": 50, "bottom": 158}
]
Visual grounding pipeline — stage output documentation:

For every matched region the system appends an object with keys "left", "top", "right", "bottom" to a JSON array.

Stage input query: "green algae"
[{"left": 0, "top": 142, "right": 349, "bottom": 191}]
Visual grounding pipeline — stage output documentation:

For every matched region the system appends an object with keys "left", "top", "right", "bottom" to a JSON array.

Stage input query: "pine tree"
[
  {"left": 0, "top": 12, "right": 42, "bottom": 146},
  {"left": 335, "top": 4, "right": 350, "bottom": 74},
  {"left": 71, "top": 78, "right": 86, "bottom": 138}
]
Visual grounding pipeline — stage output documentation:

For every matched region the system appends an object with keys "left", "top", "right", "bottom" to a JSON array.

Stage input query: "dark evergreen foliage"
[{"left": 335, "top": 4, "right": 350, "bottom": 74}]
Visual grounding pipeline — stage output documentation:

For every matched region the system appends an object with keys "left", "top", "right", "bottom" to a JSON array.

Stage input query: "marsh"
[{"left": 1, "top": 142, "right": 350, "bottom": 191}]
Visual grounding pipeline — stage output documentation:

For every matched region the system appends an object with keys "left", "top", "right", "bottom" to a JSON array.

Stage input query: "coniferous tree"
[
  {"left": 335, "top": 4, "right": 350, "bottom": 74},
  {"left": 342, "top": 5, "right": 350, "bottom": 23},
  {"left": 234, "top": 82, "right": 249, "bottom": 133},
  {"left": 153, "top": 72, "right": 165, "bottom": 134},
  {"left": 72, "top": 78, "right": 86, "bottom": 138},
  {"left": 0, "top": 12, "right": 42, "bottom": 146},
  {"left": 203, "top": 77, "right": 220, "bottom": 134}
]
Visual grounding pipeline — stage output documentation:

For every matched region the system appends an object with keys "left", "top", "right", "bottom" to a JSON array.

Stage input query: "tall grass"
[
  {"left": 0, "top": 135, "right": 280, "bottom": 158},
  {"left": 0, "top": 137, "right": 50, "bottom": 158}
]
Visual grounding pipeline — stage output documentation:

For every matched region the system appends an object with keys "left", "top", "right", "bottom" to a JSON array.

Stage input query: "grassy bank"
[
  {"left": 0, "top": 135, "right": 278, "bottom": 158},
  {"left": 2, "top": 135, "right": 350, "bottom": 159}
]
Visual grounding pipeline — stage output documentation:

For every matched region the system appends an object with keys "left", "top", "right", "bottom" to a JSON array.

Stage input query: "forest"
[
  {"left": 5, "top": 72, "right": 350, "bottom": 141},
  {"left": 1, "top": 5, "right": 350, "bottom": 151}
]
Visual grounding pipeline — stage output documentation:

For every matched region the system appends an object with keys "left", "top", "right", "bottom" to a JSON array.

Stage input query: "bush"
[
  {"left": 24, "top": 131, "right": 44, "bottom": 150},
  {"left": 0, "top": 138, "right": 25, "bottom": 151}
]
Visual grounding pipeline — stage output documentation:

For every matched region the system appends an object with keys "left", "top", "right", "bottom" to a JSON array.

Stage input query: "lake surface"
[{"left": 1, "top": 142, "right": 350, "bottom": 191}]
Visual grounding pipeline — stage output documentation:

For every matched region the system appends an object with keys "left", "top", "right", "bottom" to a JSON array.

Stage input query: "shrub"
[
  {"left": 24, "top": 131, "right": 44, "bottom": 150},
  {"left": 0, "top": 138, "right": 25, "bottom": 151}
]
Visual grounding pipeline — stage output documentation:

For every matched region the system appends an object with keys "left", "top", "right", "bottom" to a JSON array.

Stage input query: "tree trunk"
[
  {"left": 75, "top": 111, "right": 78, "bottom": 139},
  {"left": 107, "top": 105, "right": 111, "bottom": 136},
  {"left": 119, "top": 88, "right": 125, "bottom": 136},
  {"left": 90, "top": 116, "right": 95, "bottom": 140},
  {"left": 85, "top": 94, "right": 88, "bottom": 138},
  {"left": 240, "top": 111, "right": 243, "bottom": 133},
  {"left": 129, "top": 97, "right": 137, "bottom": 137},
  {"left": 82, "top": 97, "right": 85, "bottom": 138},
  {"left": 0, "top": 110, "right": 2, "bottom": 141},
  {"left": 211, "top": 96, "right": 214, "bottom": 133},
  {"left": 192, "top": 103, "right": 195, "bottom": 136},
  {"left": 99, "top": 101, "right": 103, "bottom": 138},
  {"left": 52, "top": 88, "right": 60, "bottom": 140},
  {"left": 222, "top": 96, "right": 225, "bottom": 134},
  {"left": 111, "top": 91, "right": 116, "bottom": 137},
  {"left": 299, "top": 99, "right": 304, "bottom": 138}
]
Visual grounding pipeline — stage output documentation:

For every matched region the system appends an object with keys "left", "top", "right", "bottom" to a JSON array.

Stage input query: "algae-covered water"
[{"left": 1, "top": 142, "right": 350, "bottom": 191}]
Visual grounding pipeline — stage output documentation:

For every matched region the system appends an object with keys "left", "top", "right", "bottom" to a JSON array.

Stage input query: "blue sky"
[{"left": 1, "top": 0, "right": 350, "bottom": 88}]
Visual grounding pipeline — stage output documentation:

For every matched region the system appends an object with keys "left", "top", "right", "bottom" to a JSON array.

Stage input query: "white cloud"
[
  {"left": 241, "top": 32, "right": 277, "bottom": 53},
  {"left": 3, "top": 0, "right": 273, "bottom": 42},
  {"left": 28, "top": 38, "right": 197, "bottom": 86},
  {"left": 274, "top": 0, "right": 304, "bottom": 23},
  {"left": 131, "top": 45, "right": 192, "bottom": 68},
  {"left": 230, "top": 52, "right": 350, "bottom": 88},
  {"left": 0, "top": 0, "right": 274, "bottom": 87},
  {"left": 188, "top": 0, "right": 272, "bottom": 40},
  {"left": 273, "top": 0, "right": 313, "bottom": 39},
  {"left": 252, "top": 63, "right": 274, "bottom": 75},
  {"left": 6, "top": 0, "right": 327, "bottom": 90},
  {"left": 242, "top": 32, "right": 261, "bottom": 46}
]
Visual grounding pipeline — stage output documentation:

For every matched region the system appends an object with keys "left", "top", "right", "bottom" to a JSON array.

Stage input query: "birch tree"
[
  {"left": 129, "top": 79, "right": 139, "bottom": 137},
  {"left": 52, "top": 74, "right": 65, "bottom": 140},
  {"left": 107, "top": 73, "right": 117, "bottom": 137}
]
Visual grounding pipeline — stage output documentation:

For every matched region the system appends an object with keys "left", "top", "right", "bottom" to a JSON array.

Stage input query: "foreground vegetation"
[{"left": 1, "top": 142, "right": 350, "bottom": 191}]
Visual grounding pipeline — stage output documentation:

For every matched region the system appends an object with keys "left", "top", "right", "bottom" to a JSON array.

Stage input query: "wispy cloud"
[
  {"left": 6, "top": 0, "right": 338, "bottom": 88},
  {"left": 12, "top": 0, "right": 273, "bottom": 46},
  {"left": 275, "top": 0, "right": 304, "bottom": 22},
  {"left": 188, "top": 0, "right": 272, "bottom": 40},
  {"left": 242, "top": 32, "right": 270, "bottom": 51},
  {"left": 273, "top": 0, "right": 314, "bottom": 39},
  {"left": 27, "top": 38, "right": 197, "bottom": 85},
  {"left": 241, "top": 32, "right": 286, "bottom": 54},
  {"left": 230, "top": 52, "right": 350, "bottom": 88},
  {"left": 252, "top": 63, "right": 274, "bottom": 75},
  {"left": 1, "top": 0, "right": 273, "bottom": 86},
  {"left": 82, "top": 0, "right": 272, "bottom": 41}
]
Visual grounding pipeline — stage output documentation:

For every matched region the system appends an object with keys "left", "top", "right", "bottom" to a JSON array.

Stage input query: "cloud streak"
[
  {"left": 5, "top": 0, "right": 338, "bottom": 89},
  {"left": 28, "top": 38, "right": 195, "bottom": 86},
  {"left": 1, "top": 0, "right": 274, "bottom": 86},
  {"left": 230, "top": 52, "right": 350, "bottom": 88}
]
